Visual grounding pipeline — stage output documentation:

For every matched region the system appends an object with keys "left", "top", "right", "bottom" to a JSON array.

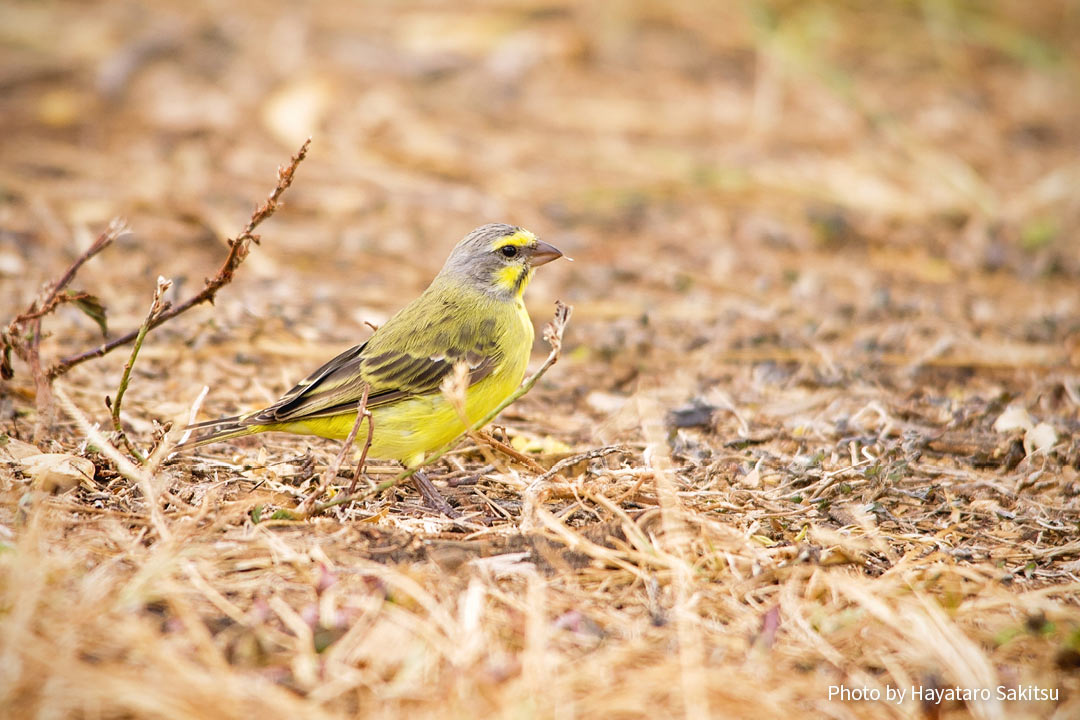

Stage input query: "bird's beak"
[{"left": 530, "top": 240, "right": 564, "bottom": 267}]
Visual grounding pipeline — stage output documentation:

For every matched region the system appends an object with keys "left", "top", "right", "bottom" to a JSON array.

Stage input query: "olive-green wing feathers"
[
  {"left": 179, "top": 287, "right": 505, "bottom": 448},
  {"left": 253, "top": 335, "right": 497, "bottom": 423},
  {"left": 244, "top": 297, "right": 500, "bottom": 424}
]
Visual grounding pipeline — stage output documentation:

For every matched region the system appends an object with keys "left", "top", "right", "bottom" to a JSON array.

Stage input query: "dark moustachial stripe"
[{"left": 512, "top": 267, "right": 528, "bottom": 296}]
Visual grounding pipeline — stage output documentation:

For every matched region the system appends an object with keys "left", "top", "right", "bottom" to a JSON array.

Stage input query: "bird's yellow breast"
[{"left": 282, "top": 297, "right": 534, "bottom": 467}]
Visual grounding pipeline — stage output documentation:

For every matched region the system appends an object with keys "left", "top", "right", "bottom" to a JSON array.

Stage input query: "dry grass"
[{"left": 2, "top": 1, "right": 1080, "bottom": 718}]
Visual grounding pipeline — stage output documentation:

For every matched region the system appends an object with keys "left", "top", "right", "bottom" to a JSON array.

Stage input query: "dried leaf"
[
  {"left": 740, "top": 465, "right": 761, "bottom": 489},
  {"left": 585, "top": 391, "right": 628, "bottom": 414},
  {"left": 69, "top": 291, "right": 108, "bottom": 337},
  {"left": 19, "top": 453, "right": 95, "bottom": 493},
  {"left": 261, "top": 76, "right": 332, "bottom": 148}
]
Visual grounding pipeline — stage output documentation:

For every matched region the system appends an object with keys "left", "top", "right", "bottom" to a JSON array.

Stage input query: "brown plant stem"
[
  {"left": 474, "top": 430, "right": 547, "bottom": 474},
  {"left": 46, "top": 138, "right": 311, "bottom": 380},
  {"left": 35, "top": 221, "right": 125, "bottom": 319},
  {"left": 1, "top": 222, "right": 125, "bottom": 369},
  {"left": 0, "top": 219, "right": 129, "bottom": 434}
]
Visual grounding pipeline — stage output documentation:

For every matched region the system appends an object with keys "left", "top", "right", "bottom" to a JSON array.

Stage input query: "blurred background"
[
  {"left": 1, "top": 0, "right": 1078, "bottom": 450},
  {"left": 2, "top": 1, "right": 1078, "bottom": 390}
]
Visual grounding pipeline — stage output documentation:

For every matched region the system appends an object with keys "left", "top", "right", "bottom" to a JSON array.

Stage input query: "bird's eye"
[{"left": 499, "top": 245, "right": 518, "bottom": 258}]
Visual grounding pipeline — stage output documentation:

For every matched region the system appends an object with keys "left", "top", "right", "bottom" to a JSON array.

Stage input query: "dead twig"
[
  {"left": 308, "top": 301, "right": 573, "bottom": 516},
  {"left": 27, "top": 219, "right": 125, "bottom": 326},
  {"left": 534, "top": 445, "right": 630, "bottom": 484},
  {"left": 475, "top": 430, "right": 547, "bottom": 473},
  {"left": 46, "top": 138, "right": 311, "bottom": 379},
  {"left": 348, "top": 395, "right": 375, "bottom": 495},
  {"left": 9, "top": 290, "right": 104, "bottom": 327},
  {"left": 1, "top": 218, "right": 127, "bottom": 433}
]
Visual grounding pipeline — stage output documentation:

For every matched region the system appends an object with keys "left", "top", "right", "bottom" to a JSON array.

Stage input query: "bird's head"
[{"left": 440, "top": 223, "right": 564, "bottom": 299}]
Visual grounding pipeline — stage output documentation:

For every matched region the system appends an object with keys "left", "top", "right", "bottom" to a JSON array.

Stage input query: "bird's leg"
[{"left": 412, "top": 470, "right": 461, "bottom": 518}]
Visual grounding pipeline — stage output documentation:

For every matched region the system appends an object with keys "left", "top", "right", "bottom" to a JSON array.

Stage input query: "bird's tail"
[{"left": 175, "top": 414, "right": 260, "bottom": 449}]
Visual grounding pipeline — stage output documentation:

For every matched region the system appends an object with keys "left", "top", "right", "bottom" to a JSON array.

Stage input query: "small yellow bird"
[{"left": 181, "top": 223, "right": 564, "bottom": 514}]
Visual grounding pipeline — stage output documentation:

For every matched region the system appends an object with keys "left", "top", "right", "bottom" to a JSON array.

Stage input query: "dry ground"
[{"left": 2, "top": 1, "right": 1080, "bottom": 718}]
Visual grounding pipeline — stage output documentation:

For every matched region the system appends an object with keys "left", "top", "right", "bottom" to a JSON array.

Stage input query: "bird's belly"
[
  {"left": 370, "top": 363, "right": 524, "bottom": 464},
  {"left": 288, "top": 305, "right": 532, "bottom": 466}
]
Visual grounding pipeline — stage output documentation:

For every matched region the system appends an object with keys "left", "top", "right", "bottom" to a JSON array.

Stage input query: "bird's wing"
[{"left": 249, "top": 296, "right": 502, "bottom": 424}]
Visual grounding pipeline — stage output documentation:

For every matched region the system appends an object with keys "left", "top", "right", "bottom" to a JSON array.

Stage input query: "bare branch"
[
  {"left": 532, "top": 445, "right": 630, "bottom": 484},
  {"left": 46, "top": 138, "right": 311, "bottom": 379},
  {"left": 1, "top": 218, "right": 127, "bottom": 382},
  {"left": 0, "top": 218, "right": 129, "bottom": 437},
  {"left": 39, "top": 218, "right": 128, "bottom": 315}
]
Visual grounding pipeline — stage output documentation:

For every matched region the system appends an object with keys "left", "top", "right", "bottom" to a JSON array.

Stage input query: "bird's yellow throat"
[{"left": 494, "top": 264, "right": 535, "bottom": 297}]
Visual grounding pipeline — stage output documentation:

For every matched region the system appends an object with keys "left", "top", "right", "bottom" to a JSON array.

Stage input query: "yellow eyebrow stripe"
[{"left": 489, "top": 229, "right": 536, "bottom": 251}]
